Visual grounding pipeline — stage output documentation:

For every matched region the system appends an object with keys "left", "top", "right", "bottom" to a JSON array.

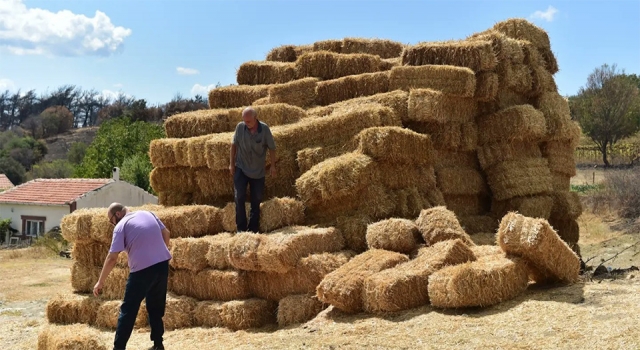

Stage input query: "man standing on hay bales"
[
  {"left": 94, "top": 203, "right": 172, "bottom": 350},
  {"left": 230, "top": 106, "right": 277, "bottom": 233}
]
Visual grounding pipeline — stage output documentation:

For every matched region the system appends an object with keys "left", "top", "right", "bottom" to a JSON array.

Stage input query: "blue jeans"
[
  {"left": 113, "top": 260, "right": 169, "bottom": 350},
  {"left": 234, "top": 167, "right": 265, "bottom": 233}
]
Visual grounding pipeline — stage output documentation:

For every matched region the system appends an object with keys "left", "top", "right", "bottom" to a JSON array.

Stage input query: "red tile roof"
[
  {"left": 0, "top": 179, "right": 112, "bottom": 205},
  {"left": 0, "top": 174, "right": 14, "bottom": 190}
]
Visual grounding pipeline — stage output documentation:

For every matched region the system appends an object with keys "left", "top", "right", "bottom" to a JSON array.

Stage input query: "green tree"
[
  {"left": 0, "top": 157, "right": 26, "bottom": 184},
  {"left": 0, "top": 218, "right": 13, "bottom": 244},
  {"left": 570, "top": 64, "right": 640, "bottom": 167},
  {"left": 26, "top": 160, "right": 74, "bottom": 180},
  {"left": 67, "top": 142, "right": 88, "bottom": 165},
  {"left": 3, "top": 136, "right": 47, "bottom": 170},
  {"left": 120, "top": 153, "right": 154, "bottom": 193},
  {"left": 74, "top": 117, "right": 164, "bottom": 179}
]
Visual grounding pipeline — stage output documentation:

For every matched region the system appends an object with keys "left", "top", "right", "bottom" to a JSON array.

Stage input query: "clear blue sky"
[{"left": 1, "top": 0, "right": 638, "bottom": 105}]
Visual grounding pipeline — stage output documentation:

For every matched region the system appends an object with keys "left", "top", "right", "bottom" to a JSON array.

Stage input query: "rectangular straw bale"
[
  {"left": 259, "top": 197, "right": 305, "bottom": 232},
  {"left": 432, "top": 150, "right": 480, "bottom": 170},
  {"left": 194, "top": 301, "right": 224, "bottom": 328},
  {"left": 377, "top": 163, "right": 437, "bottom": 192},
  {"left": 268, "top": 77, "right": 318, "bottom": 107},
  {"left": 158, "top": 191, "right": 193, "bottom": 206},
  {"left": 392, "top": 187, "right": 434, "bottom": 219},
  {"left": 493, "top": 19, "right": 551, "bottom": 52},
  {"left": 342, "top": 38, "right": 404, "bottom": 58},
  {"left": 169, "top": 237, "right": 211, "bottom": 272},
  {"left": 550, "top": 191, "right": 583, "bottom": 220},
  {"left": 535, "top": 92, "right": 581, "bottom": 141},
  {"left": 155, "top": 205, "right": 210, "bottom": 238},
  {"left": 458, "top": 215, "right": 499, "bottom": 235},
  {"left": 37, "top": 324, "right": 107, "bottom": 350},
  {"left": 408, "top": 88, "right": 477, "bottom": 123},
  {"left": 415, "top": 206, "right": 475, "bottom": 246},
  {"left": 248, "top": 250, "right": 355, "bottom": 301},
  {"left": 477, "top": 88, "right": 532, "bottom": 116},
  {"left": 530, "top": 64, "right": 558, "bottom": 95},
  {"left": 467, "top": 30, "right": 526, "bottom": 64},
  {"left": 497, "top": 212, "right": 581, "bottom": 283},
  {"left": 502, "top": 63, "right": 533, "bottom": 93},
  {"left": 316, "top": 249, "right": 409, "bottom": 313},
  {"left": 46, "top": 293, "right": 103, "bottom": 325},
  {"left": 220, "top": 299, "right": 278, "bottom": 330},
  {"left": 491, "top": 195, "right": 554, "bottom": 220},
  {"left": 428, "top": 254, "right": 530, "bottom": 308},
  {"left": 336, "top": 215, "right": 371, "bottom": 252},
  {"left": 296, "top": 144, "right": 352, "bottom": 174},
  {"left": 164, "top": 295, "right": 197, "bottom": 330},
  {"left": 71, "top": 263, "right": 128, "bottom": 300},
  {"left": 389, "top": 65, "right": 476, "bottom": 97},
  {"left": 475, "top": 72, "right": 499, "bottom": 101},
  {"left": 540, "top": 48, "right": 559, "bottom": 74},
  {"left": 295, "top": 51, "right": 382, "bottom": 80},
  {"left": 366, "top": 218, "right": 423, "bottom": 254},
  {"left": 208, "top": 84, "right": 270, "bottom": 109},
  {"left": 149, "top": 138, "right": 178, "bottom": 168},
  {"left": 150, "top": 167, "right": 197, "bottom": 193},
  {"left": 221, "top": 202, "right": 248, "bottom": 233},
  {"left": 95, "top": 300, "right": 148, "bottom": 329},
  {"left": 308, "top": 90, "right": 409, "bottom": 124},
  {"left": 72, "top": 240, "right": 110, "bottom": 267},
  {"left": 316, "top": 71, "right": 390, "bottom": 106},
  {"left": 194, "top": 168, "right": 233, "bottom": 198},
  {"left": 266, "top": 44, "right": 298, "bottom": 62},
  {"left": 195, "top": 269, "right": 252, "bottom": 301},
  {"left": 295, "top": 153, "right": 377, "bottom": 205},
  {"left": 436, "top": 167, "right": 488, "bottom": 195},
  {"left": 551, "top": 173, "right": 571, "bottom": 192},
  {"left": 408, "top": 121, "right": 477, "bottom": 151},
  {"left": 355, "top": 126, "right": 433, "bottom": 165},
  {"left": 470, "top": 244, "right": 504, "bottom": 259},
  {"left": 277, "top": 294, "right": 326, "bottom": 327},
  {"left": 363, "top": 239, "right": 476, "bottom": 313},
  {"left": 477, "top": 141, "right": 542, "bottom": 170},
  {"left": 227, "top": 103, "right": 307, "bottom": 130},
  {"left": 476, "top": 104, "right": 547, "bottom": 145},
  {"left": 380, "top": 57, "right": 402, "bottom": 70},
  {"left": 171, "top": 138, "right": 191, "bottom": 167},
  {"left": 60, "top": 208, "right": 103, "bottom": 243},
  {"left": 443, "top": 194, "right": 491, "bottom": 216},
  {"left": 313, "top": 39, "right": 342, "bottom": 53},
  {"left": 548, "top": 216, "right": 580, "bottom": 249},
  {"left": 294, "top": 44, "right": 313, "bottom": 56},
  {"left": 252, "top": 96, "right": 270, "bottom": 105},
  {"left": 401, "top": 40, "right": 498, "bottom": 72},
  {"left": 237, "top": 61, "right": 296, "bottom": 85},
  {"left": 485, "top": 157, "right": 553, "bottom": 201},
  {"left": 542, "top": 140, "right": 577, "bottom": 176},
  {"left": 204, "top": 232, "right": 235, "bottom": 269},
  {"left": 188, "top": 133, "right": 231, "bottom": 168},
  {"left": 164, "top": 109, "right": 231, "bottom": 138}
]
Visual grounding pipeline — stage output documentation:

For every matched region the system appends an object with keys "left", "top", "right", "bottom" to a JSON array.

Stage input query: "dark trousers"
[
  {"left": 114, "top": 260, "right": 169, "bottom": 350},
  {"left": 234, "top": 167, "right": 265, "bottom": 233}
]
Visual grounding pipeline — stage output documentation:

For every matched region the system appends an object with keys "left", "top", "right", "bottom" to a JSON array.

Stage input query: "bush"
[
  {"left": 0, "top": 157, "right": 26, "bottom": 184},
  {"left": 121, "top": 153, "right": 154, "bottom": 193},
  {"left": 40, "top": 106, "right": 74, "bottom": 138},
  {"left": 26, "top": 160, "right": 75, "bottom": 180},
  {"left": 603, "top": 169, "right": 640, "bottom": 218}
]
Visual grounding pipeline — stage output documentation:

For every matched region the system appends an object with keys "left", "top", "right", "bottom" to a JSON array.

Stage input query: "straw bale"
[
  {"left": 294, "top": 44, "right": 313, "bottom": 57},
  {"left": 155, "top": 205, "right": 211, "bottom": 239},
  {"left": 295, "top": 51, "right": 382, "bottom": 80},
  {"left": 443, "top": 194, "right": 490, "bottom": 216},
  {"left": 60, "top": 208, "right": 103, "bottom": 243},
  {"left": 248, "top": 250, "right": 355, "bottom": 301},
  {"left": 408, "top": 121, "right": 477, "bottom": 151},
  {"left": 266, "top": 45, "right": 298, "bottom": 62},
  {"left": 158, "top": 191, "right": 192, "bottom": 206},
  {"left": 477, "top": 141, "right": 542, "bottom": 170},
  {"left": 535, "top": 92, "right": 581, "bottom": 141},
  {"left": 95, "top": 300, "right": 147, "bottom": 329},
  {"left": 296, "top": 144, "right": 352, "bottom": 174},
  {"left": 194, "top": 301, "right": 224, "bottom": 328},
  {"left": 169, "top": 237, "right": 211, "bottom": 272},
  {"left": 491, "top": 195, "right": 554, "bottom": 220},
  {"left": 436, "top": 167, "right": 488, "bottom": 195},
  {"left": 164, "top": 295, "right": 197, "bottom": 330},
  {"left": 313, "top": 39, "right": 342, "bottom": 53},
  {"left": 485, "top": 157, "right": 553, "bottom": 201},
  {"left": 377, "top": 163, "right": 437, "bottom": 191},
  {"left": 493, "top": 19, "right": 551, "bottom": 51},
  {"left": 432, "top": 150, "right": 480, "bottom": 170},
  {"left": 476, "top": 104, "right": 546, "bottom": 145},
  {"left": 428, "top": 254, "right": 530, "bottom": 308},
  {"left": 551, "top": 173, "right": 571, "bottom": 192},
  {"left": 259, "top": 197, "right": 305, "bottom": 232},
  {"left": 477, "top": 88, "right": 533, "bottom": 115},
  {"left": 392, "top": 187, "right": 434, "bottom": 219},
  {"left": 308, "top": 90, "right": 409, "bottom": 124},
  {"left": 502, "top": 63, "right": 533, "bottom": 93},
  {"left": 542, "top": 140, "right": 577, "bottom": 176},
  {"left": 316, "top": 249, "right": 409, "bottom": 313},
  {"left": 336, "top": 215, "right": 371, "bottom": 252},
  {"left": 268, "top": 77, "right": 318, "bottom": 107},
  {"left": 202, "top": 233, "right": 234, "bottom": 270},
  {"left": 475, "top": 72, "right": 499, "bottom": 101},
  {"left": 408, "top": 88, "right": 477, "bottom": 123},
  {"left": 295, "top": 153, "right": 377, "bottom": 205},
  {"left": 46, "top": 293, "right": 103, "bottom": 325},
  {"left": 149, "top": 138, "right": 178, "bottom": 168},
  {"left": 227, "top": 103, "right": 307, "bottom": 130},
  {"left": 355, "top": 126, "right": 433, "bottom": 165},
  {"left": 467, "top": 30, "right": 525, "bottom": 64},
  {"left": 497, "top": 212, "right": 581, "bottom": 283},
  {"left": 220, "top": 298, "right": 278, "bottom": 330},
  {"left": 341, "top": 38, "right": 404, "bottom": 58},
  {"left": 531, "top": 64, "right": 558, "bottom": 95},
  {"left": 164, "top": 109, "right": 230, "bottom": 138},
  {"left": 458, "top": 215, "right": 499, "bottom": 235},
  {"left": 196, "top": 269, "right": 252, "bottom": 301},
  {"left": 277, "top": 294, "right": 326, "bottom": 327},
  {"left": 37, "top": 324, "right": 107, "bottom": 350},
  {"left": 380, "top": 57, "right": 401, "bottom": 70},
  {"left": 150, "top": 167, "right": 197, "bottom": 193},
  {"left": 252, "top": 96, "right": 270, "bottom": 105},
  {"left": 187, "top": 134, "right": 228, "bottom": 168},
  {"left": 470, "top": 244, "right": 504, "bottom": 259},
  {"left": 194, "top": 168, "right": 233, "bottom": 198},
  {"left": 72, "top": 240, "right": 112, "bottom": 267},
  {"left": 415, "top": 206, "right": 475, "bottom": 246},
  {"left": 520, "top": 40, "right": 544, "bottom": 66},
  {"left": 401, "top": 40, "right": 497, "bottom": 72},
  {"left": 170, "top": 138, "right": 190, "bottom": 167},
  {"left": 366, "top": 218, "right": 422, "bottom": 254},
  {"left": 540, "top": 48, "right": 559, "bottom": 74},
  {"left": 550, "top": 191, "right": 583, "bottom": 220},
  {"left": 221, "top": 202, "right": 248, "bottom": 233},
  {"left": 363, "top": 239, "right": 476, "bottom": 312},
  {"left": 208, "top": 84, "right": 270, "bottom": 109},
  {"left": 389, "top": 65, "right": 476, "bottom": 97},
  {"left": 71, "top": 263, "right": 128, "bottom": 300},
  {"left": 237, "top": 61, "right": 296, "bottom": 85},
  {"left": 548, "top": 216, "right": 580, "bottom": 249},
  {"left": 315, "top": 71, "right": 389, "bottom": 106}
]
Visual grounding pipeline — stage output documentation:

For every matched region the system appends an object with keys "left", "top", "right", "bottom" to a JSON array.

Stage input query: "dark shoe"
[{"left": 148, "top": 345, "right": 164, "bottom": 350}]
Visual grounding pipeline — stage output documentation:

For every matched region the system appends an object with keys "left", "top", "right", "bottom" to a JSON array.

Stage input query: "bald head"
[
  {"left": 108, "top": 202, "right": 125, "bottom": 216},
  {"left": 242, "top": 107, "right": 258, "bottom": 129},
  {"left": 242, "top": 107, "right": 257, "bottom": 119}
]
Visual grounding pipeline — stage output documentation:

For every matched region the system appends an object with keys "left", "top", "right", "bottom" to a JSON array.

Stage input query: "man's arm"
[
  {"left": 161, "top": 227, "right": 171, "bottom": 248},
  {"left": 93, "top": 252, "right": 119, "bottom": 296},
  {"left": 269, "top": 148, "right": 277, "bottom": 177},
  {"left": 229, "top": 143, "right": 237, "bottom": 176}
]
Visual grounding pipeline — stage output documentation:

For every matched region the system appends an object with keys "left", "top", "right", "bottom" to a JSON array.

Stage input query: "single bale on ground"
[
  {"left": 389, "top": 65, "right": 476, "bottom": 97},
  {"left": 95, "top": 300, "right": 147, "bottom": 329},
  {"left": 220, "top": 299, "right": 278, "bottom": 330},
  {"left": 366, "top": 218, "right": 423, "bottom": 254},
  {"left": 46, "top": 293, "right": 103, "bottom": 325},
  {"left": 277, "top": 294, "right": 326, "bottom": 327},
  {"left": 415, "top": 206, "right": 475, "bottom": 246},
  {"left": 37, "top": 324, "right": 107, "bottom": 350}
]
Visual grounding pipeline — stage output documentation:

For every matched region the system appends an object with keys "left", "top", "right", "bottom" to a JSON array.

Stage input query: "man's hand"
[
  {"left": 93, "top": 280, "right": 104, "bottom": 297},
  {"left": 229, "top": 164, "right": 235, "bottom": 177},
  {"left": 269, "top": 165, "right": 277, "bottom": 177}
]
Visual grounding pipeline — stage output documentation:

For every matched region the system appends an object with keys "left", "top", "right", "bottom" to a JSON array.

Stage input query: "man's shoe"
[{"left": 148, "top": 345, "right": 164, "bottom": 350}]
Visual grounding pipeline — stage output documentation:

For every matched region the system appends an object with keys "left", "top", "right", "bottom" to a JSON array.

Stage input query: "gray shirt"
[{"left": 232, "top": 121, "right": 276, "bottom": 179}]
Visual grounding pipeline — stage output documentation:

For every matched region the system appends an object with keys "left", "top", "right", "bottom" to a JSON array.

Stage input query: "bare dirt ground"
[{"left": 1, "top": 216, "right": 639, "bottom": 350}]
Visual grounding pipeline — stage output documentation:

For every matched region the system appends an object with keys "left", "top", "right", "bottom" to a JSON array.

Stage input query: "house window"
[{"left": 21, "top": 216, "right": 46, "bottom": 238}]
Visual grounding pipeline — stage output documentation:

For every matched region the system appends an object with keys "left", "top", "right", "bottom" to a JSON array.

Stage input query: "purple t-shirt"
[{"left": 109, "top": 211, "right": 172, "bottom": 273}]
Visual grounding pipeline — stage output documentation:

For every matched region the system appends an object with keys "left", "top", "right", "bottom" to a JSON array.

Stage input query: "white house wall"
[
  {"left": 0, "top": 203, "right": 69, "bottom": 233},
  {"left": 75, "top": 181, "right": 157, "bottom": 209}
]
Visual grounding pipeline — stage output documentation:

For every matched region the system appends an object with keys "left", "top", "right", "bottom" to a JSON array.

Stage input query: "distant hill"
[{"left": 43, "top": 127, "right": 98, "bottom": 162}]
